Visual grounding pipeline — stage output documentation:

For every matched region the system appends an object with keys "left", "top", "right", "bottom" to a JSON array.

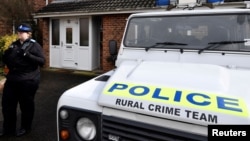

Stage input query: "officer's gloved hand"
[
  {"left": 23, "top": 51, "right": 31, "bottom": 57},
  {"left": 19, "top": 48, "right": 29, "bottom": 57}
]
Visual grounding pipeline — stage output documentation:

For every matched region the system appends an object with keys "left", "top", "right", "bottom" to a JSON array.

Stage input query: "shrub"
[
  {"left": 0, "top": 34, "right": 18, "bottom": 67},
  {"left": 0, "top": 34, "right": 18, "bottom": 53}
]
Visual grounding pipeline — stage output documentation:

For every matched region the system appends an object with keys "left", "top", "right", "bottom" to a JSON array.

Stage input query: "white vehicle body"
[{"left": 57, "top": 1, "right": 250, "bottom": 141}]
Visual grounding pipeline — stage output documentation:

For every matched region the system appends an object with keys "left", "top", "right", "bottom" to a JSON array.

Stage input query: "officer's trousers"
[{"left": 1, "top": 79, "right": 39, "bottom": 134}]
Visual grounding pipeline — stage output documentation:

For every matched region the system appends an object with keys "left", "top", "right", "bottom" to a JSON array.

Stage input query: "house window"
[
  {"left": 52, "top": 19, "right": 60, "bottom": 45},
  {"left": 80, "top": 18, "right": 89, "bottom": 46},
  {"left": 66, "top": 28, "right": 72, "bottom": 44}
]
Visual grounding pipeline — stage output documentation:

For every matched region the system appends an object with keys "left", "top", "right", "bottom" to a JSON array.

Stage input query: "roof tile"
[{"left": 36, "top": 0, "right": 159, "bottom": 13}]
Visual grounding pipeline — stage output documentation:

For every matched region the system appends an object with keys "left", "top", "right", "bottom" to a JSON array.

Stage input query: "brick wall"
[
  {"left": 0, "top": 20, "right": 12, "bottom": 36},
  {"left": 40, "top": 18, "right": 50, "bottom": 68},
  {"left": 33, "top": 0, "right": 53, "bottom": 68},
  {"left": 102, "top": 14, "right": 129, "bottom": 72},
  {"left": 33, "top": 0, "right": 53, "bottom": 12}
]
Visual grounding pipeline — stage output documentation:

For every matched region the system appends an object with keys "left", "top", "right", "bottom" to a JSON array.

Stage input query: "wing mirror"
[{"left": 107, "top": 40, "right": 118, "bottom": 65}]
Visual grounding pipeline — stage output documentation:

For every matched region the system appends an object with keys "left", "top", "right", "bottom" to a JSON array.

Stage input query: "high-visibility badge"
[{"left": 103, "top": 82, "right": 248, "bottom": 117}]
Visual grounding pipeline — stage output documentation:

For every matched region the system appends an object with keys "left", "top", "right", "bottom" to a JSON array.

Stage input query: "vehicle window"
[{"left": 124, "top": 14, "right": 250, "bottom": 52}]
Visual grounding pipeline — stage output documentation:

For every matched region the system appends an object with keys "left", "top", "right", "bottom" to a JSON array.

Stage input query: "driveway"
[{"left": 0, "top": 69, "right": 97, "bottom": 141}]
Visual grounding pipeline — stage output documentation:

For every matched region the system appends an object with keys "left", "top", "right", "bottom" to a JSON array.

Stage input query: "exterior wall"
[
  {"left": 33, "top": 0, "right": 53, "bottom": 68},
  {"left": 0, "top": 20, "right": 13, "bottom": 36},
  {"left": 33, "top": 0, "right": 54, "bottom": 12},
  {"left": 102, "top": 14, "right": 129, "bottom": 72},
  {"left": 40, "top": 18, "right": 50, "bottom": 68}
]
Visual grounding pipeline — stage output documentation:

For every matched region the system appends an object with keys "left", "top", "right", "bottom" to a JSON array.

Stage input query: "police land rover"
[{"left": 57, "top": 0, "right": 250, "bottom": 140}]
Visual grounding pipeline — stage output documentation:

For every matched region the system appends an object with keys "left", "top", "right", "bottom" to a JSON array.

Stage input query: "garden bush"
[{"left": 0, "top": 34, "right": 17, "bottom": 68}]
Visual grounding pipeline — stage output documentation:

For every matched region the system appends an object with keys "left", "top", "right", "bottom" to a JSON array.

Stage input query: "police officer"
[{"left": 0, "top": 23, "right": 45, "bottom": 137}]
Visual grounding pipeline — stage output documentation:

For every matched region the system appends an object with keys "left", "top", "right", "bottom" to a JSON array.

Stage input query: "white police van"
[{"left": 57, "top": 0, "right": 250, "bottom": 140}]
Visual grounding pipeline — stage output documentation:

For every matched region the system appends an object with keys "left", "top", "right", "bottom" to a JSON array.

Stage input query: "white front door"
[
  {"left": 61, "top": 18, "right": 79, "bottom": 68},
  {"left": 50, "top": 17, "right": 100, "bottom": 71}
]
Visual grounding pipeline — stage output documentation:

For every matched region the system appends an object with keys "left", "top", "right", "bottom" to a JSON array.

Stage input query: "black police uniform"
[{"left": 1, "top": 38, "right": 45, "bottom": 135}]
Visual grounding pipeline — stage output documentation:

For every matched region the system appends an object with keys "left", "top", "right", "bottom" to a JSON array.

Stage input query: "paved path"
[{"left": 0, "top": 69, "right": 96, "bottom": 141}]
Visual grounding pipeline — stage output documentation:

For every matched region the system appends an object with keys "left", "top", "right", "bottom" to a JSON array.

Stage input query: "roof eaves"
[
  {"left": 33, "top": 8, "right": 166, "bottom": 18},
  {"left": 35, "top": 0, "right": 160, "bottom": 14}
]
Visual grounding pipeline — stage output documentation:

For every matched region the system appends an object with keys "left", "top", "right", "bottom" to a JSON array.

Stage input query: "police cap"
[{"left": 17, "top": 23, "right": 32, "bottom": 32}]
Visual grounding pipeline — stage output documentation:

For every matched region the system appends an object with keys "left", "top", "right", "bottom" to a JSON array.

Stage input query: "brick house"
[{"left": 34, "top": 0, "right": 168, "bottom": 72}]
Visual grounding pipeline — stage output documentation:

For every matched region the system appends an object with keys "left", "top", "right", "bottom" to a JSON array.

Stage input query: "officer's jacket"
[{"left": 2, "top": 38, "right": 45, "bottom": 81}]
